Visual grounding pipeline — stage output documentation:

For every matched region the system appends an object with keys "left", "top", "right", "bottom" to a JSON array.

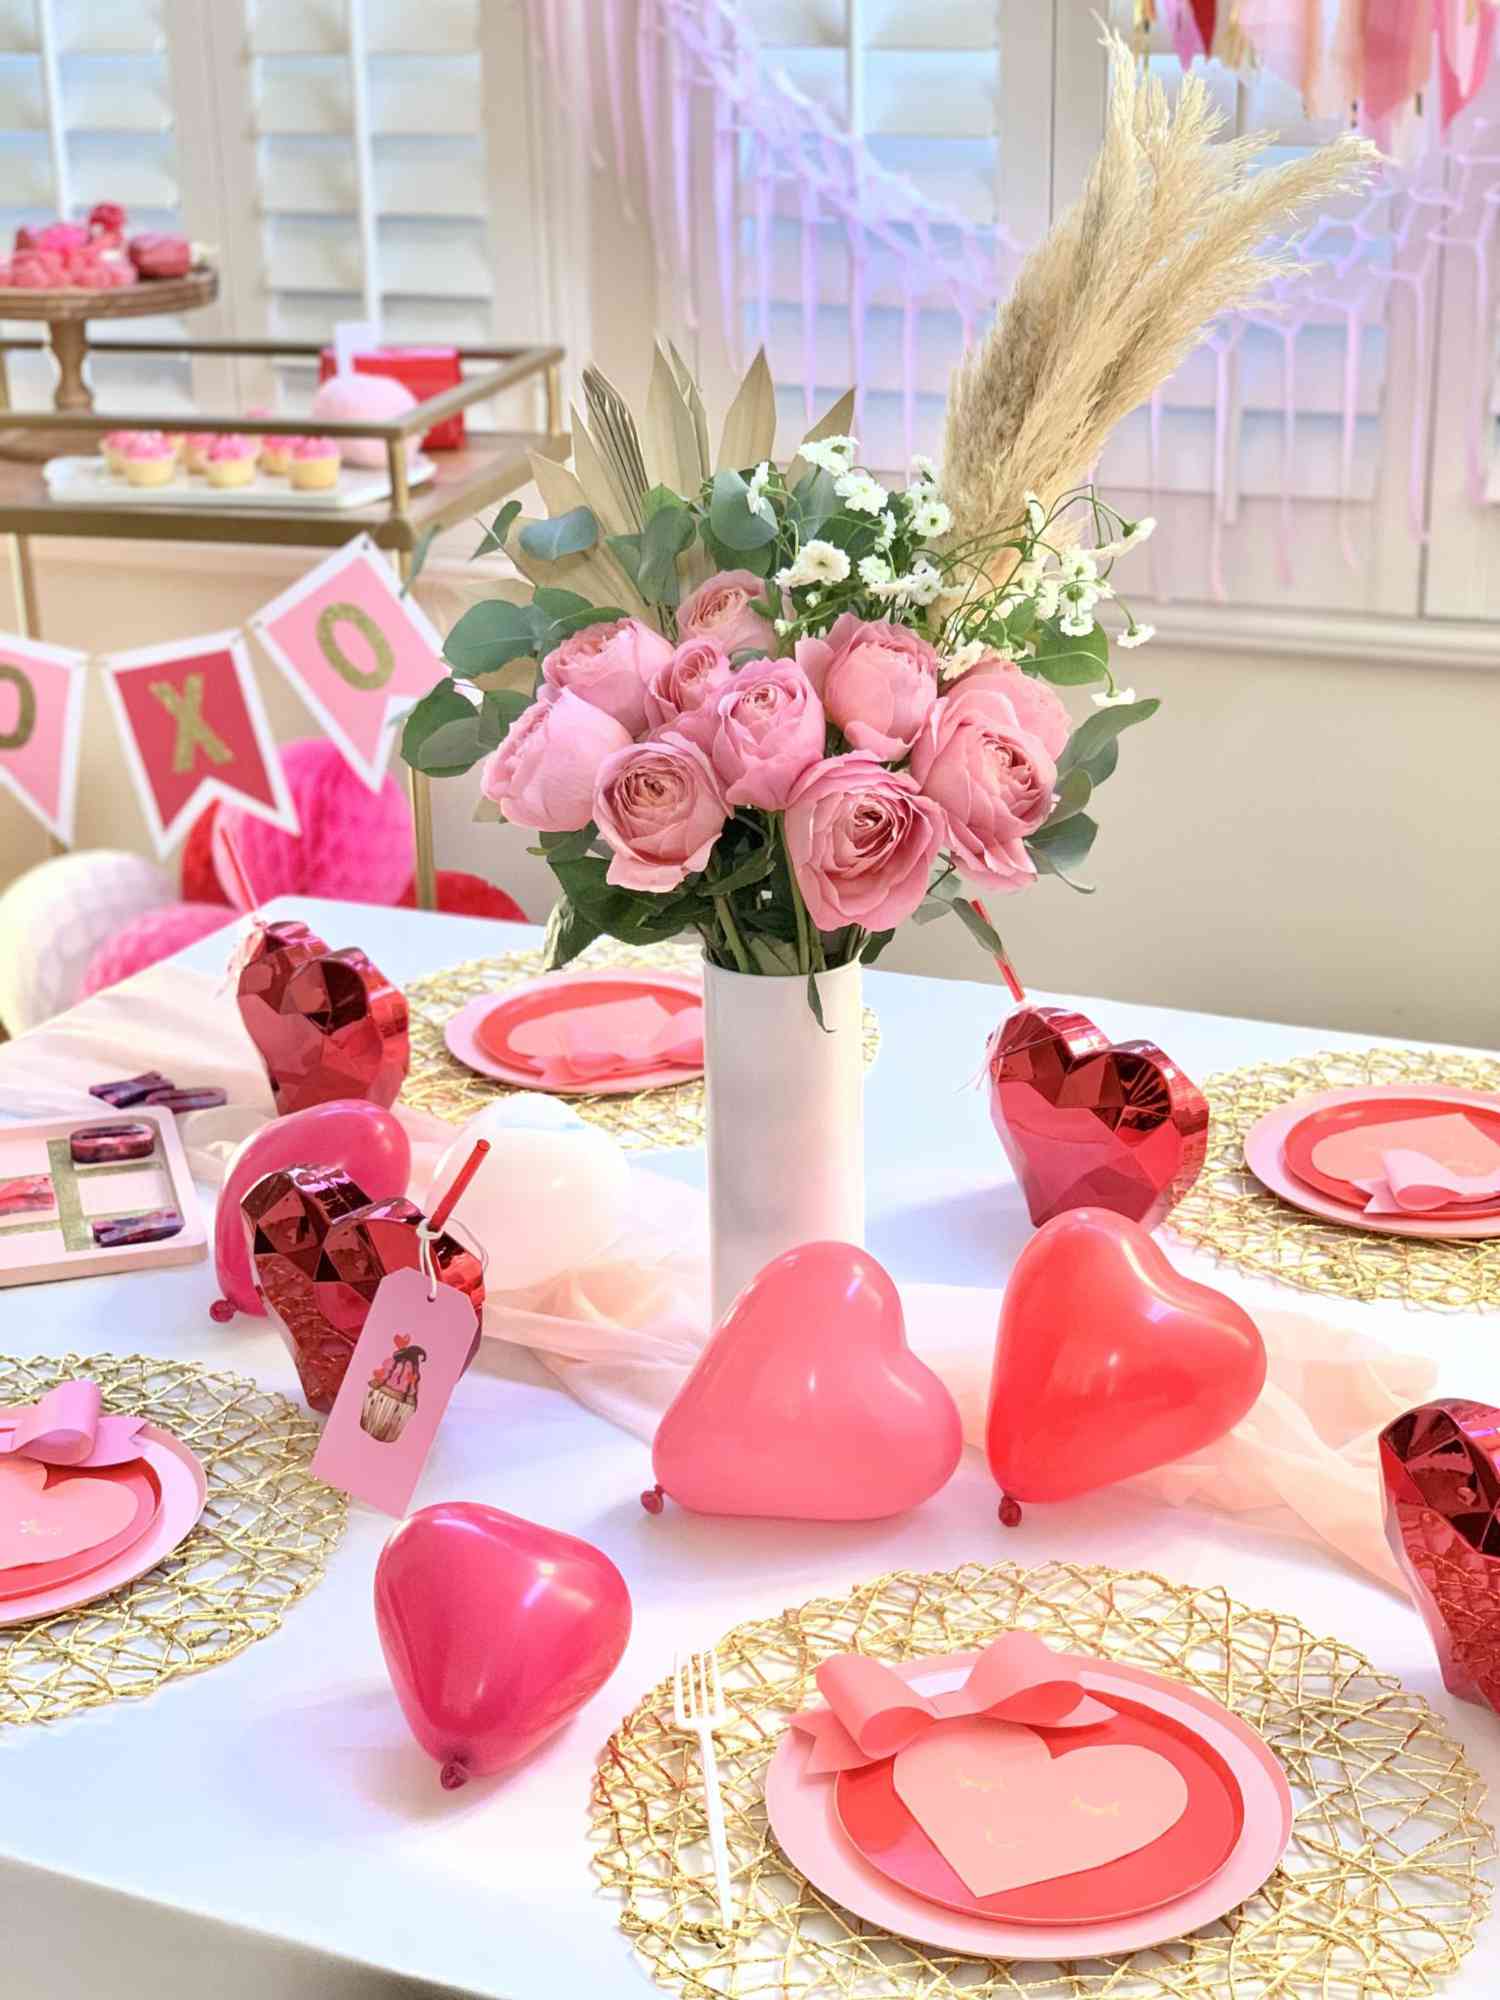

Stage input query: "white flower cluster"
[
  {"left": 746, "top": 460, "right": 775, "bottom": 523},
  {"left": 797, "top": 434, "right": 858, "bottom": 477},
  {"left": 775, "top": 538, "right": 850, "bottom": 590},
  {"left": 855, "top": 553, "right": 943, "bottom": 607}
]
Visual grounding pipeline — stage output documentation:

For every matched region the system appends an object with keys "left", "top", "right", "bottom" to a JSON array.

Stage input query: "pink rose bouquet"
[{"left": 402, "top": 350, "right": 1160, "bottom": 994}]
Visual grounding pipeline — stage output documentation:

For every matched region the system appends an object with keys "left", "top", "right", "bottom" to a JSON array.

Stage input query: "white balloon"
[
  {"left": 464, "top": 1092, "right": 587, "bottom": 1136},
  {"left": 431, "top": 1098, "right": 631, "bottom": 1293},
  {"left": 0, "top": 849, "right": 174, "bottom": 1034}
]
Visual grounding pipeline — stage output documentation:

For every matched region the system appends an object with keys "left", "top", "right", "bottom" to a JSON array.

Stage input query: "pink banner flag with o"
[
  {"left": 99, "top": 630, "right": 299, "bottom": 857},
  {"left": 0, "top": 633, "right": 88, "bottom": 844},
  {"left": 248, "top": 533, "right": 447, "bottom": 791}
]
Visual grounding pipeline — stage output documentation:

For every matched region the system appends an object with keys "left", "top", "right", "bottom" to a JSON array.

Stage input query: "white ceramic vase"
[{"left": 703, "top": 958, "right": 866, "bottom": 1322}]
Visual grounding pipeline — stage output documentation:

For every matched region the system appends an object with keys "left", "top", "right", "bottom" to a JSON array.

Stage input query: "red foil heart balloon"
[
  {"left": 237, "top": 919, "right": 410, "bottom": 1115},
  {"left": 1380, "top": 1399, "right": 1500, "bottom": 1712},
  {"left": 988, "top": 1006, "right": 1208, "bottom": 1231},
  {"left": 986, "top": 1208, "right": 1265, "bottom": 1520},
  {"left": 647, "top": 1241, "right": 963, "bottom": 1520},
  {"left": 375, "top": 1502, "right": 632, "bottom": 1788},
  {"left": 242, "top": 1165, "right": 484, "bottom": 1411}
]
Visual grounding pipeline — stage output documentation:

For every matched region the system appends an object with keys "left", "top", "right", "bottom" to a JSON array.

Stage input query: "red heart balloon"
[
  {"left": 1380, "top": 1399, "right": 1500, "bottom": 1712},
  {"left": 989, "top": 1006, "right": 1208, "bottom": 1231},
  {"left": 649, "top": 1241, "right": 963, "bottom": 1520},
  {"left": 242, "top": 1166, "right": 483, "bottom": 1412},
  {"left": 374, "top": 1502, "right": 632, "bottom": 1788},
  {"left": 986, "top": 1208, "right": 1265, "bottom": 1518},
  {"left": 237, "top": 919, "right": 409, "bottom": 1116}
]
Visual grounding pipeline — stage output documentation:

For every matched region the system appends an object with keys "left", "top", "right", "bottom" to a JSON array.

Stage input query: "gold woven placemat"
[
  {"left": 401, "top": 939, "right": 881, "bottom": 1149},
  {"left": 0, "top": 1352, "right": 347, "bottom": 1728},
  {"left": 593, "top": 1559, "right": 1492, "bottom": 1999},
  {"left": 1164, "top": 1047, "right": 1500, "bottom": 1309}
]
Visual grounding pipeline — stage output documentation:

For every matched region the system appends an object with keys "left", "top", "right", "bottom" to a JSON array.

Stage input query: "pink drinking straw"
[{"left": 217, "top": 824, "right": 260, "bottom": 916}]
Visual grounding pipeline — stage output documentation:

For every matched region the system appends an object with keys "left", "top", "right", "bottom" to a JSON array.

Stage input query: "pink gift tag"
[{"left": 311, "top": 1266, "right": 479, "bottom": 1517}]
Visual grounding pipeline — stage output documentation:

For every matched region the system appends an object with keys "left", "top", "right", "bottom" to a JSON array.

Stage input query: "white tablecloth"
[{"left": 1, "top": 896, "right": 1495, "bottom": 2000}]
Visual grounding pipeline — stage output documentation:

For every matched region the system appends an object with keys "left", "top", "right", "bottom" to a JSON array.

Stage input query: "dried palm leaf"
[
  {"left": 942, "top": 28, "right": 1378, "bottom": 570},
  {"left": 582, "top": 364, "right": 650, "bottom": 524},
  {"left": 567, "top": 404, "right": 638, "bottom": 539},
  {"left": 668, "top": 339, "right": 712, "bottom": 472},
  {"left": 643, "top": 341, "right": 708, "bottom": 493},
  {"left": 716, "top": 346, "right": 778, "bottom": 472}
]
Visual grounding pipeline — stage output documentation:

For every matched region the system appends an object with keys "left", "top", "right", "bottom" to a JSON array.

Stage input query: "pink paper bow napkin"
[
  {"left": 788, "top": 1631, "right": 1113, "bottom": 1774},
  {"left": 1357, "top": 1148, "right": 1500, "bottom": 1215},
  {"left": 512, "top": 999, "right": 704, "bottom": 1089},
  {"left": 0, "top": 1380, "right": 146, "bottom": 1468}
]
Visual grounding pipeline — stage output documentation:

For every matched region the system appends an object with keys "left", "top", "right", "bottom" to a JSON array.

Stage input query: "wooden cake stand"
[{"left": 0, "top": 265, "right": 218, "bottom": 460}]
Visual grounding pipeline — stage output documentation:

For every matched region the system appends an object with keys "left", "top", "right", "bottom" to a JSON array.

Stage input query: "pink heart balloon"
[
  {"left": 374, "top": 1503, "right": 632, "bottom": 1789},
  {"left": 211, "top": 1099, "right": 411, "bottom": 1319},
  {"left": 649, "top": 1241, "right": 963, "bottom": 1520}
]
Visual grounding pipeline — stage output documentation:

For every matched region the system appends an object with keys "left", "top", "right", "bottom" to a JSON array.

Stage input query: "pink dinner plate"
[
  {"left": 0, "top": 1425, "right": 206, "bottom": 1628},
  {"left": 1244, "top": 1086, "right": 1500, "bottom": 1242},
  {"left": 764, "top": 1653, "right": 1293, "bottom": 1961},
  {"left": 836, "top": 1689, "right": 1243, "bottom": 1925},
  {"left": 0, "top": 1458, "right": 159, "bottom": 1597},
  {"left": 442, "top": 970, "right": 704, "bottom": 1094},
  {"left": 1281, "top": 1095, "right": 1500, "bottom": 1216}
]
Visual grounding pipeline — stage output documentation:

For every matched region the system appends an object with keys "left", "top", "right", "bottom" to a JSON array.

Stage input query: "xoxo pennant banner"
[
  {"left": 249, "top": 533, "right": 446, "bottom": 791},
  {"left": 0, "top": 633, "right": 88, "bottom": 843},
  {"left": 100, "top": 630, "right": 299, "bottom": 858}
]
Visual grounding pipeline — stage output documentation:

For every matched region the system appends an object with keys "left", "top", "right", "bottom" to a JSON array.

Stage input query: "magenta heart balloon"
[
  {"left": 374, "top": 1503, "right": 632, "bottom": 1789},
  {"left": 649, "top": 1240, "right": 963, "bottom": 1520},
  {"left": 211, "top": 1099, "right": 410, "bottom": 1319}
]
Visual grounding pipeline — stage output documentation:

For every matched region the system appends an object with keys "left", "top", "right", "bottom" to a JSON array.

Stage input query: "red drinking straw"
[
  {"left": 428, "top": 1139, "right": 490, "bottom": 1234},
  {"left": 218, "top": 824, "right": 260, "bottom": 916},
  {"left": 969, "top": 900, "right": 1026, "bottom": 1004}
]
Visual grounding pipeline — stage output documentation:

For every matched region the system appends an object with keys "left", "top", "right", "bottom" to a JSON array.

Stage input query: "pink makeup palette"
[{"left": 0, "top": 1109, "right": 205, "bottom": 1287}]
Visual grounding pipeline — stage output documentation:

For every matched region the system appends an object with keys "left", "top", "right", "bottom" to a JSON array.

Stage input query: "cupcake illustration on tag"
[{"left": 361, "top": 1334, "right": 426, "bottom": 1444}]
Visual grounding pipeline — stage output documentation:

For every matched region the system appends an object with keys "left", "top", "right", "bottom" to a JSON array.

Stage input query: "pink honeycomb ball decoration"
[
  {"left": 80, "top": 901, "right": 232, "bottom": 999},
  {"left": 212, "top": 739, "right": 414, "bottom": 906},
  {"left": 309, "top": 374, "right": 420, "bottom": 468},
  {"left": 0, "top": 849, "right": 174, "bottom": 1033}
]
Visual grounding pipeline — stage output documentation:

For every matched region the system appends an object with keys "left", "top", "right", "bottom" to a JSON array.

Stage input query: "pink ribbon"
[
  {"left": 0, "top": 1381, "right": 146, "bottom": 1469},
  {"left": 788, "top": 1632, "right": 1114, "bottom": 1776},
  {"left": 1358, "top": 1149, "right": 1500, "bottom": 1216}
]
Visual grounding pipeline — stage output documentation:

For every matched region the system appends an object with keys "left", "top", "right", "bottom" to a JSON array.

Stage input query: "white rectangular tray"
[
  {"left": 0, "top": 1107, "right": 206, "bottom": 1287},
  {"left": 43, "top": 452, "right": 435, "bottom": 511}
]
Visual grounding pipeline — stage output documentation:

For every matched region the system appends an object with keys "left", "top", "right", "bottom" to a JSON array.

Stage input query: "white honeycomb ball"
[{"left": 0, "top": 849, "right": 175, "bottom": 1034}]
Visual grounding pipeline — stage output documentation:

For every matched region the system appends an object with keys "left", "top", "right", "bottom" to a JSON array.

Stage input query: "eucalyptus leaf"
[
  {"left": 1081, "top": 735, "right": 1120, "bottom": 787},
  {"left": 1042, "top": 766, "right": 1093, "bottom": 826},
  {"left": 400, "top": 680, "right": 485, "bottom": 777},
  {"left": 806, "top": 972, "right": 832, "bottom": 1032},
  {"left": 706, "top": 840, "right": 776, "bottom": 897},
  {"left": 538, "top": 824, "right": 598, "bottom": 864},
  {"left": 477, "top": 687, "right": 530, "bottom": 752},
  {"left": 1027, "top": 810, "right": 1098, "bottom": 891},
  {"left": 708, "top": 468, "right": 778, "bottom": 552},
  {"left": 638, "top": 501, "right": 697, "bottom": 603},
  {"left": 519, "top": 506, "right": 599, "bottom": 562},
  {"left": 1056, "top": 697, "right": 1161, "bottom": 777},
  {"left": 1029, "top": 623, "right": 1110, "bottom": 686},
  {"left": 952, "top": 896, "right": 1006, "bottom": 958},
  {"left": 860, "top": 928, "right": 895, "bottom": 965},
  {"left": 400, "top": 525, "right": 439, "bottom": 597},
  {"left": 471, "top": 498, "right": 521, "bottom": 559},
  {"left": 444, "top": 599, "right": 540, "bottom": 677},
  {"left": 543, "top": 895, "right": 603, "bottom": 971},
  {"left": 642, "top": 483, "right": 686, "bottom": 521}
]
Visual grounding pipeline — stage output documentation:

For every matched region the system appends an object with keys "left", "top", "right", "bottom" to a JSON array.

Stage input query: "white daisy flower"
[
  {"left": 911, "top": 496, "right": 953, "bottom": 539},
  {"left": 941, "top": 638, "right": 988, "bottom": 681},
  {"left": 858, "top": 554, "right": 895, "bottom": 590},
  {"left": 908, "top": 453, "right": 939, "bottom": 486},
  {"left": 1116, "top": 623, "right": 1155, "bottom": 649},
  {"left": 1034, "top": 577, "right": 1062, "bottom": 620},
  {"left": 875, "top": 509, "right": 896, "bottom": 549},
  {"left": 1059, "top": 610, "right": 1096, "bottom": 638},
  {"left": 835, "top": 469, "right": 889, "bottom": 515},
  {"left": 1092, "top": 685, "right": 1138, "bottom": 707},
  {"left": 746, "top": 460, "right": 775, "bottom": 522},
  {"left": 1060, "top": 549, "right": 1100, "bottom": 585},
  {"left": 800, "top": 435, "right": 858, "bottom": 476},
  {"left": 902, "top": 559, "right": 943, "bottom": 607},
  {"left": 774, "top": 618, "right": 793, "bottom": 636},
  {"left": 1091, "top": 515, "right": 1157, "bottom": 560}
]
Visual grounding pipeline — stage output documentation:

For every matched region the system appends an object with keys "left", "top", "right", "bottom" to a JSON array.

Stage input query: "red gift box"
[{"left": 316, "top": 345, "right": 465, "bottom": 451}]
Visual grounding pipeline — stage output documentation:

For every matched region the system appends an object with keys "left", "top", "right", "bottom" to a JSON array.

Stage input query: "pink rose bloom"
[
  {"left": 643, "top": 635, "right": 733, "bottom": 733},
  {"left": 785, "top": 754, "right": 944, "bottom": 933},
  {"left": 541, "top": 616, "right": 673, "bottom": 736},
  {"left": 594, "top": 737, "right": 729, "bottom": 892},
  {"left": 909, "top": 687, "right": 1056, "bottom": 890},
  {"left": 677, "top": 569, "right": 776, "bottom": 659},
  {"left": 480, "top": 689, "right": 631, "bottom": 833},
  {"left": 954, "top": 655, "right": 1071, "bottom": 760},
  {"left": 818, "top": 619, "right": 939, "bottom": 761},
  {"left": 709, "top": 660, "right": 826, "bottom": 809}
]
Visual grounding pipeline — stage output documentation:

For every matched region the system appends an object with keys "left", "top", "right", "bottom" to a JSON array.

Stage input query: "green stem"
[
  {"left": 779, "top": 814, "right": 813, "bottom": 975},
  {"left": 713, "top": 893, "right": 752, "bottom": 974}
]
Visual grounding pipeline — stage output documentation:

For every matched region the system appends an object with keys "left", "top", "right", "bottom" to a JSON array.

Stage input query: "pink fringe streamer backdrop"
[{"left": 529, "top": 0, "right": 1500, "bottom": 593}]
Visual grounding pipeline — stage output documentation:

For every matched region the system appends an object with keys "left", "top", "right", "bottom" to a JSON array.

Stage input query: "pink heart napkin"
[
  {"left": 0, "top": 1457, "right": 138, "bottom": 1570},
  {"left": 509, "top": 999, "right": 704, "bottom": 1088},
  {"left": 1357, "top": 1148, "right": 1500, "bottom": 1215}
]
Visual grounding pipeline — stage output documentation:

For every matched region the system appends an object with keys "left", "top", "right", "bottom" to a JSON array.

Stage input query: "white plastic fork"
[{"left": 672, "top": 1647, "right": 734, "bottom": 1928}]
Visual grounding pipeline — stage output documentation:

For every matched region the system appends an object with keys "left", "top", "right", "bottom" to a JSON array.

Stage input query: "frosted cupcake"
[
  {"left": 101, "top": 429, "right": 135, "bottom": 475},
  {"left": 123, "top": 432, "right": 176, "bottom": 487},
  {"left": 258, "top": 433, "right": 297, "bottom": 475},
  {"left": 289, "top": 436, "right": 340, "bottom": 492},
  {"left": 205, "top": 433, "right": 257, "bottom": 488},
  {"left": 361, "top": 1339, "right": 425, "bottom": 1443},
  {"left": 182, "top": 431, "right": 216, "bottom": 474}
]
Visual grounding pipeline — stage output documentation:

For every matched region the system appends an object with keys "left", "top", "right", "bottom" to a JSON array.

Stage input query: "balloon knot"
[
  {"left": 440, "top": 1760, "right": 469, "bottom": 1791},
  {"left": 998, "top": 1495, "right": 1024, "bottom": 1528},
  {"left": 640, "top": 1485, "right": 665, "bottom": 1515},
  {"left": 209, "top": 1298, "right": 235, "bottom": 1324}
]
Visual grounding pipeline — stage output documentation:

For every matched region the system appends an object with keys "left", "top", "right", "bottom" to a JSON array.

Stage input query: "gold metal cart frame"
[{"left": 0, "top": 336, "right": 566, "bottom": 907}]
